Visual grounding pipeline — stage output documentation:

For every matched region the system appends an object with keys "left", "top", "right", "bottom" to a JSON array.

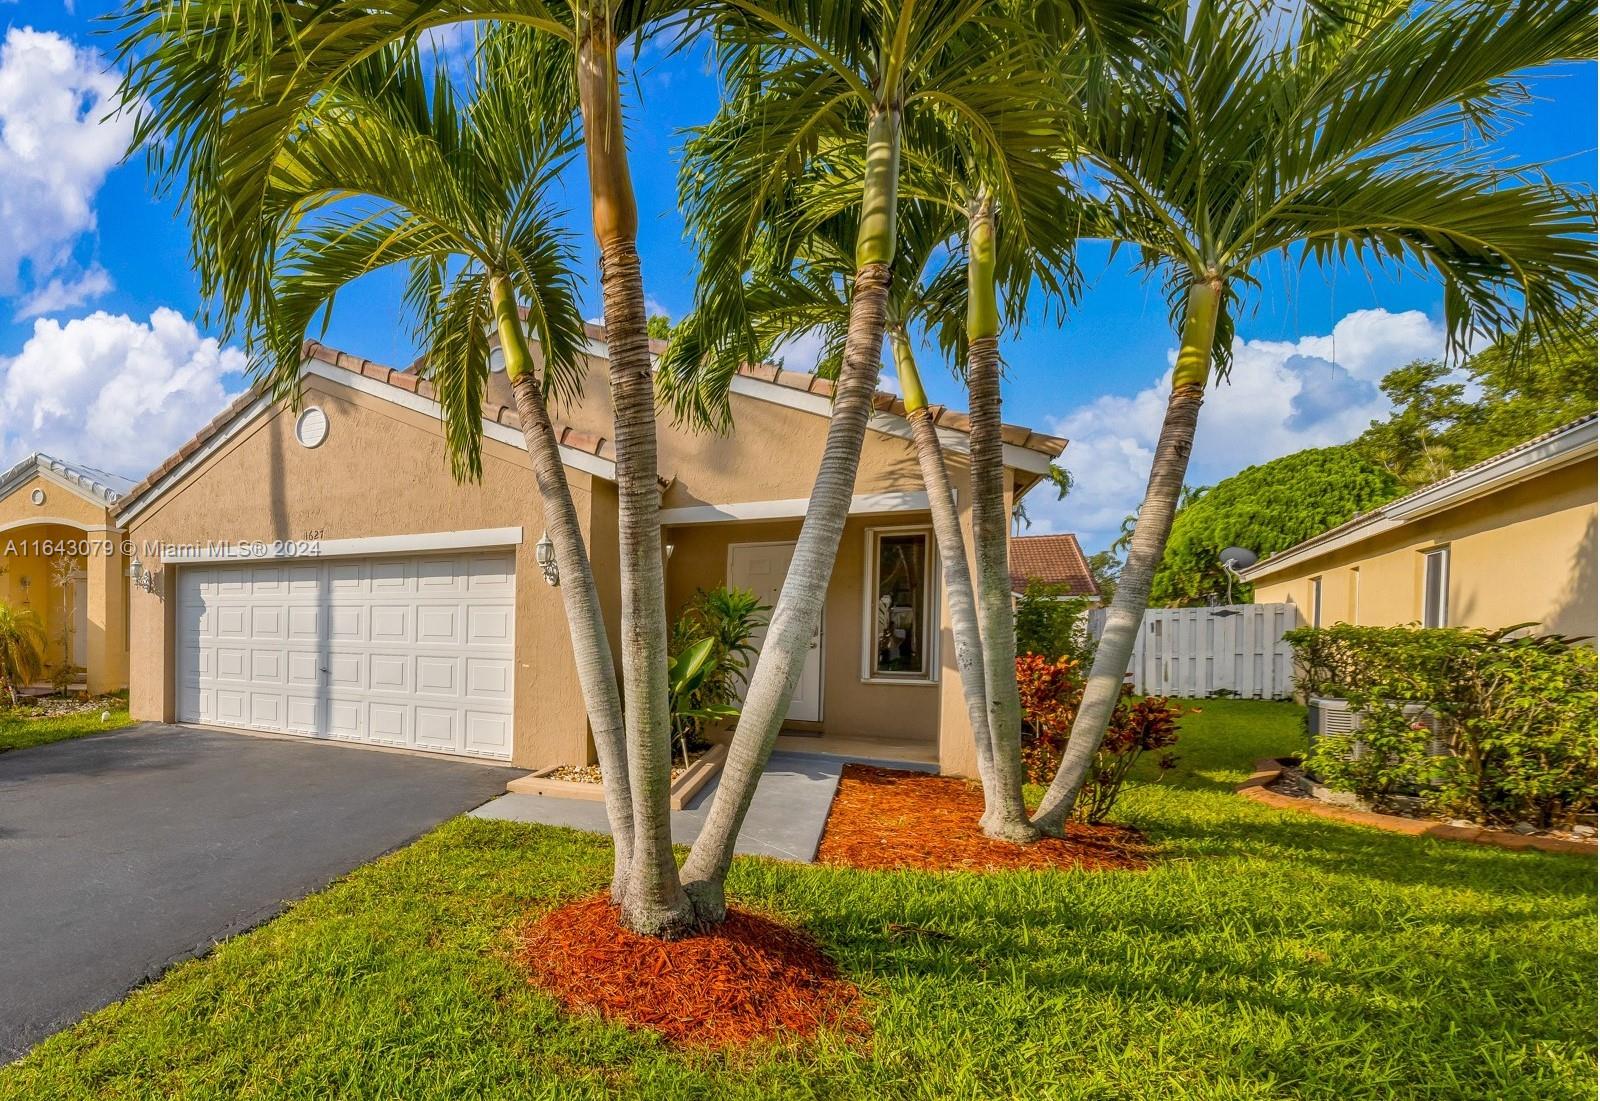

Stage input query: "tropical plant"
[
  {"left": 1014, "top": 580, "right": 1094, "bottom": 665},
  {"left": 1014, "top": 653, "right": 1179, "bottom": 823},
  {"left": 667, "top": 586, "right": 767, "bottom": 765},
  {"left": 653, "top": 1, "right": 1115, "bottom": 907},
  {"left": 1029, "top": 0, "right": 1598, "bottom": 835},
  {"left": 0, "top": 601, "right": 46, "bottom": 706},
  {"left": 1150, "top": 447, "right": 1403, "bottom": 606}
]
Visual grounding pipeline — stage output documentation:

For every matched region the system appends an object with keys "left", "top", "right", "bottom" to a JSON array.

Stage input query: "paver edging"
[
  {"left": 506, "top": 743, "right": 728, "bottom": 810},
  {"left": 1237, "top": 758, "right": 1598, "bottom": 856}
]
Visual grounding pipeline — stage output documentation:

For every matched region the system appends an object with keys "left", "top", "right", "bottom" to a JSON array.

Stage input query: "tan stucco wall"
[
  {"left": 554, "top": 356, "right": 929, "bottom": 507},
  {"left": 1251, "top": 461, "right": 1597, "bottom": 638},
  {"left": 121, "top": 374, "right": 598, "bottom": 768},
  {"left": 0, "top": 475, "right": 126, "bottom": 692},
  {"left": 664, "top": 513, "right": 942, "bottom": 750}
]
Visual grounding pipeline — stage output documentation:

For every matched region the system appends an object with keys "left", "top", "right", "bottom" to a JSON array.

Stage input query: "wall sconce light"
[
  {"left": 129, "top": 556, "right": 158, "bottom": 595},
  {"left": 664, "top": 543, "right": 676, "bottom": 561},
  {"left": 534, "top": 532, "right": 559, "bottom": 586}
]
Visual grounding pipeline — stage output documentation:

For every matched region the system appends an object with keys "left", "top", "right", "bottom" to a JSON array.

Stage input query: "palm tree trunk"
[
  {"left": 577, "top": 27, "right": 692, "bottom": 936},
  {"left": 890, "top": 328, "right": 1000, "bottom": 811},
  {"left": 1031, "top": 276, "right": 1220, "bottom": 834},
  {"left": 492, "top": 275, "right": 634, "bottom": 899},
  {"left": 679, "top": 104, "right": 901, "bottom": 922},
  {"left": 964, "top": 198, "right": 1035, "bottom": 842}
]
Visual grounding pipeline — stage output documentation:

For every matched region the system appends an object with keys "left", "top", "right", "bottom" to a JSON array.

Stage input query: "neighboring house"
[
  {"left": 1009, "top": 532, "right": 1097, "bottom": 600},
  {"left": 0, "top": 453, "right": 133, "bottom": 694},
  {"left": 112, "top": 325, "right": 1066, "bottom": 777},
  {"left": 1242, "top": 414, "right": 1597, "bottom": 639}
]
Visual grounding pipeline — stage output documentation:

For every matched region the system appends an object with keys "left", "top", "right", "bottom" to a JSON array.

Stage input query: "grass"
[
  {"left": 0, "top": 691, "right": 131, "bottom": 753},
  {"left": 2, "top": 699, "right": 1593, "bottom": 1099}
]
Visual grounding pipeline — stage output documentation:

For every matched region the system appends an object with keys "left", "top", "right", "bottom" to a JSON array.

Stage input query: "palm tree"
[
  {"left": 117, "top": 0, "right": 722, "bottom": 935},
  {"left": 231, "top": 37, "right": 650, "bottom": 900},
  {"left": 0, "top": 602, "right": 46, "bottom": 706},
  {"left": 1029, "top": 0, "right": 1598, "bottom": 834}
]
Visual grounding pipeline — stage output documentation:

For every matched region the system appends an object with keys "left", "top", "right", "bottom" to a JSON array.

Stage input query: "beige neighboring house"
[
  {"left": 0, "top": 453, "right": 132, "bottom": 694},
  {"left": 1242, "top": 414, "right": 1597, "bottom": 639},
  {"left": 111, "top": 325, "right": 1066, "bottom": 776}
]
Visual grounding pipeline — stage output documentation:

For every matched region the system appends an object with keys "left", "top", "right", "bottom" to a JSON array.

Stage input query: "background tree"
[
  {"left": 1149, "top": 447, "right": 1403, "bottom": 606},
  {"left": 1030, "top": 0, "right": 1597, "bottom": 835}
]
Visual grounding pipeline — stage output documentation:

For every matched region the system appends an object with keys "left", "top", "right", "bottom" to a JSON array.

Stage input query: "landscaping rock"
[
  {"left": 1448, "top": 819, "right": 1474, "bottom": 828},
  {"left": 1571, "top": 824, "right": 1596, "bottom": 839},
  {"left": 1511, "top": 822, "right": 1538, "bottom": 835}
]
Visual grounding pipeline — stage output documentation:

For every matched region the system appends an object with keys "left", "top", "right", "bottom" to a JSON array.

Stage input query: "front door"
[
  {"left": 727, "top": 542, "right": 822, "bottom": 723},
  {"left": 70, "top": 574, "right": 87, "bottom": 668}
]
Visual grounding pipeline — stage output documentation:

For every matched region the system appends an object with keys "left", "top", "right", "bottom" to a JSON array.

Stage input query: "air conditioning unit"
[{"left": 1308, "top": 696, "right": 1447, "bottom": 759}]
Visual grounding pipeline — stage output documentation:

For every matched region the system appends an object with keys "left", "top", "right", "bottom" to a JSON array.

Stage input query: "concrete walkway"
[{"left": 471, "top": 750, "right": 931, "bottom": 862}]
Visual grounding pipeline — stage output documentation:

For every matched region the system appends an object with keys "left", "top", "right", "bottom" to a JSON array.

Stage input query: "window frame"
[
  {"left": 860, "top": 524, "right": 940, "bottom": 685},
  {"left": 1422, "top": 546, "right": 1450, "bottom": 628}
]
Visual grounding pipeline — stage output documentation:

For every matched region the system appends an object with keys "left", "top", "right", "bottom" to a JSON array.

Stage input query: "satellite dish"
[{"left": 1219, "top": 546, "right": 1258, "bottom": 570}]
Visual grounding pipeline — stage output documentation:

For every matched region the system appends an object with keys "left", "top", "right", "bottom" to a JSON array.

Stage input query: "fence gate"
[{"left": 1091, "top": 603, "right": 1300, "bottom": 699}]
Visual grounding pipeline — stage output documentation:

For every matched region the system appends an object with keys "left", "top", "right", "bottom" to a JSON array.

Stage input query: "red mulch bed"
[
  {"left": 519, "top": 894, "right": 867, "bottom": 1049},
  {"left": 816, "top": 765, "right": 1148, "bottom": 872}
]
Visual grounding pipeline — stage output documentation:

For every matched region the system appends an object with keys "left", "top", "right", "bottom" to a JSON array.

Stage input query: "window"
[
  {"left": 1422, "top": 547, "right": 1450, "bottom": 628},
  {"left": 1310, "top": 576, "right": 1323, "bottom": 628},
  {"left": 864, "top": 528, "right": 936, "bottom": 681}
]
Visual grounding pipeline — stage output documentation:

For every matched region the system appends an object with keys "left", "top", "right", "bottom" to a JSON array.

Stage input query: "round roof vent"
[{"left": 296, "top": 406, "right": 329, "bottom": 449}]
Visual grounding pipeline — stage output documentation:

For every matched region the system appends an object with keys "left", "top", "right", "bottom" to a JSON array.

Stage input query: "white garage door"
[{"left": 177, "top": 551, "right": 515, "bottom": 759}]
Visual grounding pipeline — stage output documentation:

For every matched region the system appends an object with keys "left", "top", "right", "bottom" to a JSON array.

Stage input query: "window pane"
[
  {"left": 1423, "top": 549, "right": 1449, "bottom": 628},
  {"left": 873, "top": 533, "right": 927, "bottom": 677}
]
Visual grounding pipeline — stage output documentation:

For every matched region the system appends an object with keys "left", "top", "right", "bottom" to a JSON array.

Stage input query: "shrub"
[
  {"left": 667, "top": 587, "right": 768, "bottom": 765},
  {"left": 1014, "top": 581, "right": 1093, "bottom": 664},
  {"left": 1287, "top": 624, "right": 1598, "bottom": 827},
  {"left": 1015, "top": 654, "right": 1179, "bottom": 823},
  {"left": 0, "top": 601, "right": 46, "bottom": 706}
]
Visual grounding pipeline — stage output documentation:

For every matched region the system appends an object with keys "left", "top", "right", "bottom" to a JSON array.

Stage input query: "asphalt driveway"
[{"left": 0, "top": 723, "right": 515, "bottom": 1061}]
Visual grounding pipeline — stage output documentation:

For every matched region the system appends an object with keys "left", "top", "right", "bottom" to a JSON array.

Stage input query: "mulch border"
[{"left": 1237, "top": 758, "right": 1597, "bottom": 856}]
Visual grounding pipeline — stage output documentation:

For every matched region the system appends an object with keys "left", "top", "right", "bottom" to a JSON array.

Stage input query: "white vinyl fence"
[{"left": 1089, "top": 603, "right": 1301, "bottom": 699}]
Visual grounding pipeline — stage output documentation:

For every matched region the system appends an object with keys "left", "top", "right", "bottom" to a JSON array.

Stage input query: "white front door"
[
  {"left": 727, "top": 542, "right": 821, "bottom": 723},
  {"left": 175, "top": 551, "right": 516, "bottom": 759}
]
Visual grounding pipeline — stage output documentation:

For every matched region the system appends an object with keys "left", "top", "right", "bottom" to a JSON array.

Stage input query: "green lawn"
[
  {"left": 3, "top": 699, "right": 1593, "bottom": 1099},
  {"left": 0, "top": 692, "right": 131, "bottom": 753}
]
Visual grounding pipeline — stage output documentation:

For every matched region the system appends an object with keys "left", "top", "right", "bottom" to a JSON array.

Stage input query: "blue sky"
[{"left": 1, "top": 3, "right": 1594, "bottom": 551}]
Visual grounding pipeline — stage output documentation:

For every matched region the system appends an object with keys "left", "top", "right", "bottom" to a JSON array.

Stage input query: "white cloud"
[
  {"left": 0, "top": 27, "right": 133, "bottom": 298},
  {"left": 12, "top": 265, "right": 113, "bottom": 320},
  {"left": 771, "top": 328, "right": 828, "bottom": 373},
  {"left": 1030, "top": 308, "right": 1447, "bottom": 550},
  {"left": 0, "top": 309, "right": 246, "bottom": 479}
]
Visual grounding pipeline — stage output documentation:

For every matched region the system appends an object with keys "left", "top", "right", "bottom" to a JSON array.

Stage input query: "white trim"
[
  {"left": 117, "top": 393, "right": 273, "bottom": 527},
  {"left": 661, "top": 490, "right": 937, "bottom": 526},
  {"left": 1241, "top": 417, "right": 1597, "bottom": 581},
  {"left": 160, "top": 526, "right": 524, "bottom": 563},
  {"left": 724, "top": 373, "right": 1055, "bottom": 474},
  {"left": 118, "top": 357, "right": 620, "bottom": 526},
  {"left": 301, "top": 359, "right": 617, "bottom": 482},
  {"left": 0, "top": 516, "right": 117, "bottom": 536},
  {"left": 860, "top": 523, "right": 941, "bottom": 685}
]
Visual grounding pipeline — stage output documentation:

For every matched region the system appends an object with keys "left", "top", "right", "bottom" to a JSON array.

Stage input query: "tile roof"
[
  {"left": 527, "top": 320, "right": 1070, "bottom": 460},
  {"left": 1009, "top": 533, "right": 1097, "bottom": 597},
  {"left": 113, "top": 343, "right": 621, "bottom": 522},
  {"left": 0, "top": 452, "right": 135, "bottom": 506},
  {"left": 1243, "top": 412, "right": 1599, "bottom": 578}
]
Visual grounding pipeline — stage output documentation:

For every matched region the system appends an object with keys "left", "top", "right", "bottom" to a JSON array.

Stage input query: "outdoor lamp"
[
  {"left": 535, "top": 532, "right": 559, "bottom": 586},
  {"left": 129, "top": 556, "right": 157, "bottom": 595}
]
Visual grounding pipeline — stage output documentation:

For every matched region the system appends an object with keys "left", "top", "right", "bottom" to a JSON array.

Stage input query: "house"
[
  {"left": 1241, "top": 414, "right": 1596, "bottom": 639},
  {"left": 111, "top": 326, "right": 1067, "bottom": 777},
  {"left": 1009, "top": 532, "right": 1097, "bottom": 600},
  {"left": 0, "top": 453, "right": 133, "bottom": 694}
]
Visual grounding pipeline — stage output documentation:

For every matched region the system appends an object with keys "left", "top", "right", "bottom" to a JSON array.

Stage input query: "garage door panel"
[
  {"left": 370, "top": 605, "right": 411, "bottom": 644},
  {"left": 249, "top": 649, "right": 284, "bottom": 683},
  {"left": 178, "top": 552, "right": 513, "bottom": 759},
  {"left": 414, "top": 707, "right": 458, "bottom": 751},
  {"left": 369, "top": 654, "right": 409, "bottom": 693}
]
